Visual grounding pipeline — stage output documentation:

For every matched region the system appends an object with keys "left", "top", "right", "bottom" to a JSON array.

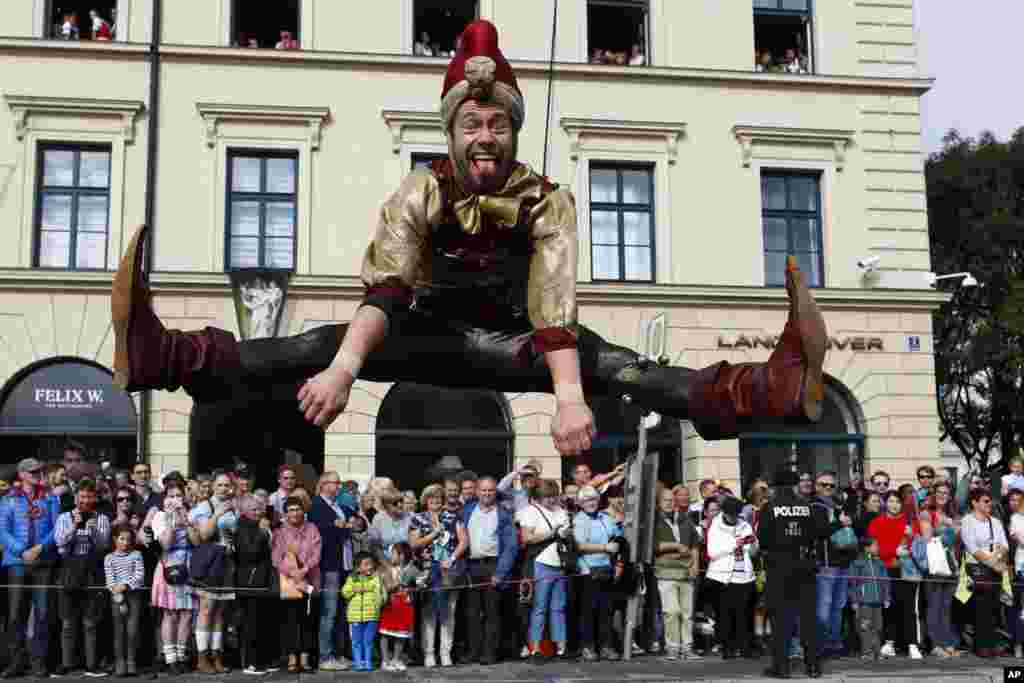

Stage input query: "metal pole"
[
  {"left": 541, "top": 0, "right": 558, "bottom": 176},
  {"left": 622, "top": 411, "right": 647, "bottom": 662}
]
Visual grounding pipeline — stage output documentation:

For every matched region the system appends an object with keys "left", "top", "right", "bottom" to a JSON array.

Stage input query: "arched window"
[{"left": 376, "top": 383, "right": 512, "bottom": 494}]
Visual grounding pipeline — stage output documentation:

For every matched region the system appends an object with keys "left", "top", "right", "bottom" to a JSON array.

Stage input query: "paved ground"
[{"left": 28, "top": 655, "right": 1016, "bottom": 682}]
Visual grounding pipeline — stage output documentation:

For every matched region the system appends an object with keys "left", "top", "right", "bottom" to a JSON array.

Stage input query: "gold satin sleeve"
[
  {"left": 527, "top": 187, "right": 579, "bottom": 343},
  {"left": 359, "top": 170, "right": 444, "bottom": 295}
]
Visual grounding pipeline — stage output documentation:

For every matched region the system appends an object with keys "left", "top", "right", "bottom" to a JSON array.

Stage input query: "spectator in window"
[
  {"left": 309, "top": 471, "right": 352, "bottom": 672},
  {"left": 55, "top": 478, "right": 111, "bottom": 677},
  {"left": 410, "top": 484, "right": 466, "bottom": 668},
  {"left": 275, "top": 30, "right": 299, "bottom": 49},
  {"left": 784, "top": 48, "right": 803, "bottom": 74},
  {"left": 61, "top": 13, "right": 80, "bottom": 40},
  {"left": 414, "top": 32, "right": 434, "bottom": 56},
  {"left": 655, "top": 487, "right": 700, "bottom": 660},
  {"left": 89, "top": 10, "right": 112, "bottom": 41},
  {"left": 757, "top": 49, "right": 776, "bottom": 73},
  {"left": 273, "top": 496, "right": 323, "bottom": 673},
  {"left": 628, "top": 44, "right": 645, "bottom": 66},
  {"left": 0, "top": 458, "right": 61, "bottom": 679},
  {"left": 461, "top": 477, "right": 517, "bottom": 665},
  {"left": 574, "top": 485, "right": 622, "bottom": 662}
]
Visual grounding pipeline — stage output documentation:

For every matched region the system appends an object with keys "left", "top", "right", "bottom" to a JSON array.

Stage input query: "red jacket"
[{"left": 868, "top": 514, "right": 909, "bottom": 568}]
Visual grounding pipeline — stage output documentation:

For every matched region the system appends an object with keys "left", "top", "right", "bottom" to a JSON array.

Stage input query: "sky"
[{"left": 916, "top": 1, "right": 1023, "bottom": 153}]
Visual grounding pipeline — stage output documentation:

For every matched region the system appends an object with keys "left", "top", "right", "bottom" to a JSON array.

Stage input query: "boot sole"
[
  {"left": 786, "top": 256, "right": 827, "bottom": 421},
  {"left": 111, "top": 225, "right": 148, "bottom": 391}
]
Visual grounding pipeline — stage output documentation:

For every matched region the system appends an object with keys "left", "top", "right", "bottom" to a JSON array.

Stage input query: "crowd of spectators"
[
  {"left": 589, "top": 44, "right": 646, "bottom": 66},
  {"left": 0, "top": 442, "right": 1022, "bottom": 677},
  {"left": 755, "top": 46, "right": 809, "bottom": 73},
  {"left": 234, "top": 30, "right": 299, "bottom": 50},
  {"left": 52, "top": 9, "right": 114, "bottom": 41}
]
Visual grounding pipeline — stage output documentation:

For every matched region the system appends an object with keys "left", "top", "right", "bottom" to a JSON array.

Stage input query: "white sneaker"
[
  {"left": 381, "top": 661, "right": 394, "bottom": 671},
  {"left": 242, "top": 666, "right": 266, "bottom": 676},
  {"left": 424, "top": 654, "right": 436, "bottom": 668},
  {"left": 440, "top": 654, "right": 452, "bottom": 667},
  {"left": 520, "top": 645, "right": 531, "bottom": 659},
  {"left": 392, "top": 660, "right": 407, "bottom": 671},
  {"left": 908, "top": 644, "right": 923, "bottom": 660},
  {"left": 880, "top": 641, "right": 896, "bottom": 658}
]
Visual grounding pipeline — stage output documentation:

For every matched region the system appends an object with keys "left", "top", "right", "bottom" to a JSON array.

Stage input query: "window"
[
  {"left": 589, "top": 164, "right": 655, "bottom": 282},
  {"left": 411, "top": 152, "right": 447, "bottom": 171},
  {"left": 226, "top": 151, "right": 298, "bottom": 271},
  {"left": 753, "top": 0, "right": 813, "bottom": 74},
  {"left": 34, "top": 144, "right": 111, "bottom": 270},
  {"left": 413, "top": 1, "right": 477, "bottom": 57},
  {"left": 588, "top": 0, "right": 648, "bottom": 66},
  {"left": 761, "top": 171, "right": 823, "bottom": 287},
  {"left": 232, "top": 0, "right": 300, "bottom": 49},
  {"left": 47, "top": 1, "right": 118, "bottom": 40}
]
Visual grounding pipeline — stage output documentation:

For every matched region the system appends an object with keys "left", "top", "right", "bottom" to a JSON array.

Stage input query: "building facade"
[{"left": 0, "top": 0, "right": 947, "bottom": 492}]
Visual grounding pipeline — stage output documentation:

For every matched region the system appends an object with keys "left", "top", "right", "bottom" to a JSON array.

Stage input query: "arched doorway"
[
  {"left": 189, "top": 380, "right": 324, "bottom": 491},
  {"left": 0, "top": 356, "right": 137, "bottom": 467},
  {"left": 564, "top": 395, "right": 683, "bottom": 486},
  {"left": 375, "top": 383, "right": 512, "bottom": 494},
  {"left": 738, "top": 376, "right": 865, "bottom": 493}
]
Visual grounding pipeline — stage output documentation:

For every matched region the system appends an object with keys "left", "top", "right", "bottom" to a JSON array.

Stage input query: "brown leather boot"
[
  {"left": 195, "top": 652, "right": 215, "bottom": 675},
  {"left": 112, "top": 225, "right": 240, "bottom": 396},
  {"left": 688, "top": 256, "right": 827, "bottom": 439},
  {"left": 211, "top": 651, "right": 229, "bottom": 674}
]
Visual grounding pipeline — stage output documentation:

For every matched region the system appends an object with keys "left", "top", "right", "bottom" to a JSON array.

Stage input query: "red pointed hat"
[{"left": 440, "top": 20, "right": 525, "bottom": 131}]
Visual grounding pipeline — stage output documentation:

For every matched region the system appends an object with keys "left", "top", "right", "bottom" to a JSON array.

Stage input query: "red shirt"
[{"left": 868, "top": 514, "right": 909, "bottom": 568}]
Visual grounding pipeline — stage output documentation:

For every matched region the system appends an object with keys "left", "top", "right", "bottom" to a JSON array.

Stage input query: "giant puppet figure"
[{"left": 111, "top": 21, "right": 827, "bottom": 459}]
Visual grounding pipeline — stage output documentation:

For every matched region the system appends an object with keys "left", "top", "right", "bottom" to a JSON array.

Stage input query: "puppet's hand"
[
  {"left": 551, "top": 401, "right": 596, "bottom": 457},
  {"left": 298, "top": 367, "right": 352, "bottom": 429}
]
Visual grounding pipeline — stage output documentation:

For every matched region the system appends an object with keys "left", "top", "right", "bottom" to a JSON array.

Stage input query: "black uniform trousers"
[
  {"left": 465, "top": 558, "right": 503, "bottom": 663},
  {"left": 768, "top": 567, "right": 817, "bottom": 671}
]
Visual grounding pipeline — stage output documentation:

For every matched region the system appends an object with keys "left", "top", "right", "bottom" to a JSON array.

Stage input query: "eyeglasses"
[
  {"left": 117, "top": 497, "right": 132, "bottom": 503},
  {"left": 873, "top": 480, "right": 889, "bottom": 488},
  {"left": 818, "top": 483, "right": 836, "bottom": 489},
  {"left": 918, "top": 474, "right": 934, "bottom": 480}
]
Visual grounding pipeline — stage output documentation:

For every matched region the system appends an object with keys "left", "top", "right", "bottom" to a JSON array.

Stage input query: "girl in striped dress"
[{"left": 150, "top": 485, "right": 195, "bottom": 674}]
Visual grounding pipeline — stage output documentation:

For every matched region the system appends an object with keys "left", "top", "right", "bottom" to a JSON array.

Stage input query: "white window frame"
[
  {"left": 5, "top": 94, "right": 142, "bottom": 270},
  {"left": 560, "top": 115, "right": 684, "bottom": 284},
  {"left": 381, "top": 109, "right": 446, "bottom": 178},
  {"left": 221, "top": 0, "right": 306, "bottom": 48},
  {"left": 196, "top": 102, "right": 329, "bottom": 274},
  {"left": 38, "top": 0, "right": 133, "bottom": 41},
  {"left": 579, "top": 0, "right": 659, "bottom": 65},
  {"left": 403, "top": 0, "right": 483, "bottom": 56}
]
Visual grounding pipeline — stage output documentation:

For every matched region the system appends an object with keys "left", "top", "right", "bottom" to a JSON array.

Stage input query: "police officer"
[{"left": 758, "top": 465, "right": 829, "bottom": 679}]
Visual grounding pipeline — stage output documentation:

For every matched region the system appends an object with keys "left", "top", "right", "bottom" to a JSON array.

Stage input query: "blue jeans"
[
  {"left": 319, "top": 571, "right": 345, "bottom": 661},
  {"left": 349, "top": 621, "right": 378, "bottom": 670},
  {"left": 816, "top": 567, "right": 848, "bottom": 652},
  {"left": 7, "top": 564, "right": 52, "bottom": 659},
  {"left": 530, "top": 562, "right": 567, "bottom": 644}
]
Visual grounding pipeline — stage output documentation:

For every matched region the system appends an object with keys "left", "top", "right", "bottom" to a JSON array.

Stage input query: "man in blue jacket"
[
  {"left": 309, "top": 472, "right": 352, "bottom": 671},
  {"left": 0, "top": 458, "right": 61, "bottom": 678},
  {"left": 460, "top": 477, "right": 517, "bottom": 665}
]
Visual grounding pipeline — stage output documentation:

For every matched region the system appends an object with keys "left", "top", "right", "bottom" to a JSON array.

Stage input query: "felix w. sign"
[{"left": 33, "top": 387, "right": 105, "bottom": 409}]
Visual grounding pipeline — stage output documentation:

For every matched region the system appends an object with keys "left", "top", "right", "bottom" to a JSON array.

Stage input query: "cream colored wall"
[
  {"left": 7, "top": 1, "right": 36, "bottom": 38},
  {"left": 663, "top": 0, "right": 752, "bottom": 71}
]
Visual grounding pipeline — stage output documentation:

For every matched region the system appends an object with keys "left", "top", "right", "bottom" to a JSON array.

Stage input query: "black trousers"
[
  {"left": 465, "top": 559, "right": 503, "bottom": 662},
  {"left": 280, "top": 598, "right": 315, "bottom": 657},
  {"left": 7, "top": 565, "right": 53, "bottom": 661},
  {"left": 240, "top": 596, "right": 274, "bottom": 668},
  {"left": 767, "top": 568, "right": 817, "bottom": 671},
  {"left": 578, "top": 575, "right": 614, "bottom": 650},
  {"left": 234, "top": 314, "right": 701, "bottom": 428},
  {"left": 713, "top": 580, "right": 753, "bottom": 654},
  {"left": 111, "top": 593, "right": 143, "bottom": 665}
]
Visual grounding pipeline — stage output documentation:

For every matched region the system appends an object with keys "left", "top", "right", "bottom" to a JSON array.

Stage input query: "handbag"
[
  {"left": 830, "top": 526, "right": 858, "bottom": 550},
  {"left": 530, "top": 504, "right": 577, "bottom": 573},
  {"left": 966, "top": 518, "right": 1000, "bottom": 592},
  {"left": 163, "top": 561, "right": 189, "bottom": 586},
  {"left": 926, "top": 537, "right": 953, "bottom": 577},
  {"left": 589, "top": 566, "right": 613, "bottom": 582},
  {"left": 279, "top": 551, "right": 305, "bottom": 600}
]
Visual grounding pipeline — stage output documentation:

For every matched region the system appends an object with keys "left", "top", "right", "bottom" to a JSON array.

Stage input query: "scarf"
[{"left": 10, "top": 484, "right": 46, "bottom": 520}]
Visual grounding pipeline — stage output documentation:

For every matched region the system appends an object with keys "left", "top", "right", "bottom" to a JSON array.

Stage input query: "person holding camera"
[
  {"left": 150, "top": 484, "right": 196, "bottom": 674},
  {"left": 54, "top": 479, "right": 112, "bottom": 677},
  {"left": 518, "top": 479, "right": 572, "bottom": 661}
]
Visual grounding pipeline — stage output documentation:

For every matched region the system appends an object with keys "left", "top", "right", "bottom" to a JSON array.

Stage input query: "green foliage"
[{"left": 928, "top": 126, "right": 1024, "bottom": 473}]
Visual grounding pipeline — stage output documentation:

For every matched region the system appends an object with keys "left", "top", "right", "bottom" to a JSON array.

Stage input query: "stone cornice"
[
  {"left": 561, "top": 116, "right": 687, "bottom": 164},
  {"left": 733, "top": 125, "right": 855, "bottom": 170},
  {"left": 195, "top": 102, "right": 331, "bottom": 150},
  {"left": 380, "top": 109, "right": 442, "bottom": 154},
  {"left": 0, "top": 40, "right": 933, "bottom": 95},
  {"left": 0, "top": 270, "right": 951, "bottom": 311},
  {"left": 4, "top": 94, "right": 145, "bottom": 143}
]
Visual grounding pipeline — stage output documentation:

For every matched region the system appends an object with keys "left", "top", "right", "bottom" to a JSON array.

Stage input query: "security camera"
[{"left": 857, "top": 255, "right": 881, "bottom": 272}]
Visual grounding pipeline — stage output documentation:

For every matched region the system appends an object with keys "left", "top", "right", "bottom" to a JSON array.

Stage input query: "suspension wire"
[{"left": 541, "top": 0, "right": 559, "bottom": 177}]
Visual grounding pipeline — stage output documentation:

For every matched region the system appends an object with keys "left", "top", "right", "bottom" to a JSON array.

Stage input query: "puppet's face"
[{"left": 448, "top": 99, "right": 517, "bottom": 195}]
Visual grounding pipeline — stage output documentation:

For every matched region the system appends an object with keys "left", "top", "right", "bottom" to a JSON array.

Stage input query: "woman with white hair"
[{"left": 573, "top": 486, "right": 622, "bottom": 662}]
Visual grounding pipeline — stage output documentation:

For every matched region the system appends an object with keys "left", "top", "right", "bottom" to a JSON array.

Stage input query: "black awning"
[{"left": 0, "top": 358, "right": 137, "bottom": 436}]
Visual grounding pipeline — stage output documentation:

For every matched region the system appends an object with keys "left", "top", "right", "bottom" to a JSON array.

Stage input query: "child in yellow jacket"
[{"left": 342, "top": 552, "right": 386, "bottom": 672}]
